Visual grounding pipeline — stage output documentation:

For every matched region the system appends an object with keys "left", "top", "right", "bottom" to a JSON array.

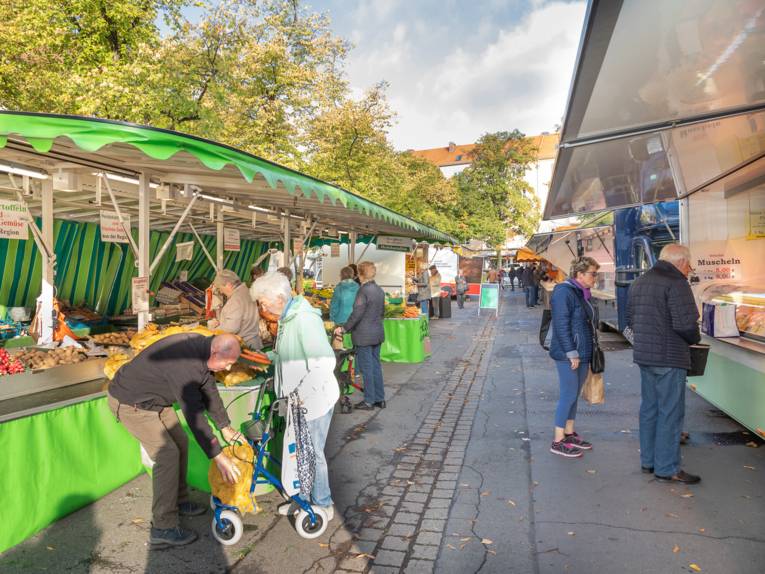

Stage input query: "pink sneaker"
[{"left": 550, "top": 440, "right": 583, "bottom": 458}]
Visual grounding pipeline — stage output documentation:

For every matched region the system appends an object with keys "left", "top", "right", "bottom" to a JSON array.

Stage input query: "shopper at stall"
[
  {"left": 627, "top": 243, "right": 701, "bottom": 484},
  {"left": 429, "top": 265, "right": 442, "bottom": 319},
  {"left": 416, "top": 267, "right": 431, "bottom": 315},
  {"left": 548, "top": 256, "right": 600, "bottom": 458},
  {"left": 208, "top": 270, "right": 262, "bottom": 350},
  {"left": 330, "top": 266, "right": 360, "bottom": 324},
  {"left": 335, "top": 261, "right": 386, "bottom": 410},
  {"left": 107, "top": 333, "right": 243, "bottom": 547},
  {"left": 250, "top": 265, "right": 265, "bottom": 284},
  {"left": 348, "top": 263, "right": 361, "bottom": 285},
  {"left": 455, "top": 270, "right": 468, "bottom": 309},
  {"left": 251, "top": 272, "right": 340, "bottom": 519}
]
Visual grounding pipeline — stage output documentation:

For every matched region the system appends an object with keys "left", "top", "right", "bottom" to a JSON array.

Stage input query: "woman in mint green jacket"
[
  {"left": 329, "top": 266, "right": 360, "bottom": 324},
  {"left": 251, "top": 272, "right": 339, "bottom": 521}
]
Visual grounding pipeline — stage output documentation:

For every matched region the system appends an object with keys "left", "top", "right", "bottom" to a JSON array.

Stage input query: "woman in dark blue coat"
[{"left": 548, "top": 257, "right": 600, "bottom": 458}]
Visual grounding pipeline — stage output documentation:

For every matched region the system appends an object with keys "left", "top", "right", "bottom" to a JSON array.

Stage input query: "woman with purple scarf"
[{"left": 547, "top": 257, "right": 601, "bottom": 458}]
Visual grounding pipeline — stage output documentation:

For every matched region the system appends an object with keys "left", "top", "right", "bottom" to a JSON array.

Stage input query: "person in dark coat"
[
  {"left": 627, "top": 243, "right": 701, "bottom": 484},
  {"left": 522, "top": 264, "right": 538, "bottom": 307},
  {"left": 548, "top": 257, "right": 600, "bottom": 458},
  {"left": 335, "top": 261, "right": 386, "bottom": 410}
]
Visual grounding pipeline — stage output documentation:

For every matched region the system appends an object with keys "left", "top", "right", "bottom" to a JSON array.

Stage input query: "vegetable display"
[{"left": 0, "top": 349, "right": 25, "bottom": 375}]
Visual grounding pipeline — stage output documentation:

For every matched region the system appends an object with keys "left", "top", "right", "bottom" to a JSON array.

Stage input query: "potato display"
[
  {"left": 15, "top": 347, "right": 88, "bottom": 370},
  {"left": 91, "top": 331, "right": 135, "bottom": 346}
]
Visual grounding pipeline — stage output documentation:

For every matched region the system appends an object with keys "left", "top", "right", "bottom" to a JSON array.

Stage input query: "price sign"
[
  {"left": 0, "top": 200, "right": 29, "bottom": 240},
  {"left": 223, "top": 228, "right": 240, "bottom": 251},
  {"left": 100, "top": 210, "right": 131, "bottom": 243},
  {"left": 132, "top": 276, "right": 150, "bottom": 313},
  {"left": 176, "top": 241, "right": 194, "bottom": 262}
]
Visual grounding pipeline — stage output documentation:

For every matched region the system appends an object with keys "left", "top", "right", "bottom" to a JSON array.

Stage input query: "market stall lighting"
[
  {"left": 200, "top": 193, "right": 234, "bottom": 205},
  {"left": 94, "top": 172, "right": 159, "bottom": 189},
  {"left": 0, "top": 161, "right": 48, "bottom": 179}
]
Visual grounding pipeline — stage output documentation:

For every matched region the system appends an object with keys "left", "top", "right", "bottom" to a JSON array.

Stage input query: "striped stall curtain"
[{"left": 0, "top": 220, "right": 268, "bottom": 317}]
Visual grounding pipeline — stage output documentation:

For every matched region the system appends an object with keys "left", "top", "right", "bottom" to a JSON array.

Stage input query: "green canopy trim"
[{"left": 0, "top": 112, "right": 454, "bottom": 243}]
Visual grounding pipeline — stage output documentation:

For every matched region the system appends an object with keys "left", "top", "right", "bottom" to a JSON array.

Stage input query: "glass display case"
[{"left": 700, "top": 282, "right": 765, "bottom": 344}]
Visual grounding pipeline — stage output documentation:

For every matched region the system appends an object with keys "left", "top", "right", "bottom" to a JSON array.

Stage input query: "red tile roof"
[{"left": 410, "top": 132, "right": 559, "bottom": 167}]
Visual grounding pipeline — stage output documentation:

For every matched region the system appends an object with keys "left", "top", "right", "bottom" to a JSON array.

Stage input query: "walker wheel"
[
  {"left": 295, "top": 507, "right": 327, "bottom": 539},
  {"left": 212, "top": 509, "right": 243, "bottom": 546}
]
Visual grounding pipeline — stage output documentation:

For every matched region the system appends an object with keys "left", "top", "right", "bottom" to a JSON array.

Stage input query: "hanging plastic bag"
[
  {"left": 208, "top": 442, "right": 256, "bottom": 513},
  {"left": 581, "top": 369, "right": 605, "bottom": 405}
]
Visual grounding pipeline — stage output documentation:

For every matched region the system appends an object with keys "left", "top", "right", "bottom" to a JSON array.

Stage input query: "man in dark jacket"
[
  {"left": 108, "top": 333, "right": 244, "bottom": 546},
  {"left": 627, "top": 244, "right": 701, "bottom": 484},
  {"left": 336, "top": 261, "right": 386, "bottom": 410}
]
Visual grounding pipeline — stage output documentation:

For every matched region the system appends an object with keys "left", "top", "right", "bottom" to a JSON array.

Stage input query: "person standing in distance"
[
  {"left": 627, "top": 244, "right": 701, "bottom": 484},
  {"left": 335, "top": 261, "right": 386, "bottom": 410}
]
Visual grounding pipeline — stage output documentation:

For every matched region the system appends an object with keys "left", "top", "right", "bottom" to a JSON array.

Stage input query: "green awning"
[{"left": 0, "top": 112, "right": 454, "bottom": 243}]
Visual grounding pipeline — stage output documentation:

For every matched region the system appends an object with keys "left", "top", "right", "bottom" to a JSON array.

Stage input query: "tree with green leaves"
[{"left": 453, "top": 131, "right": 540, "bottom": 246}]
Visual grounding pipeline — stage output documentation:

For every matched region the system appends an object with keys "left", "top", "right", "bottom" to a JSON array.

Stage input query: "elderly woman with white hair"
[{"left": 250, "top": 272, "right": 340, "bottom": 519}]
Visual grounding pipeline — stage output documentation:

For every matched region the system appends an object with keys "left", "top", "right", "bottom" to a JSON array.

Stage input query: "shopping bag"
[
  {"left": 581, "top": 369, "right": 605, "bottom": 404},
  {"left": 208, "top": 442, "right": 256, "bottom": 513},
  {"left": 281, "top": 396, "right": 300, "bottom": 497}
]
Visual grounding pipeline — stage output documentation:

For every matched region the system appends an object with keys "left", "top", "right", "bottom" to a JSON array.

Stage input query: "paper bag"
[{"left": 581, "top": 370, "right": 604, "bottom": 405}]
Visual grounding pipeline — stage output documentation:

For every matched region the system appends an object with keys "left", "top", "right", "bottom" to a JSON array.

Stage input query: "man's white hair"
[
  {"left": 659, "top": 243, "right": 691, "bottom": 265},
  {"left": 250, "top": 271, "right": 292, "bottom": 303}
]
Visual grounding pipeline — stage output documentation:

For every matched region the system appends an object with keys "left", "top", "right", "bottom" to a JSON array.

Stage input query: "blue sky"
[{"left": 179, "top": 0, "right": 587, "bottom": 150}]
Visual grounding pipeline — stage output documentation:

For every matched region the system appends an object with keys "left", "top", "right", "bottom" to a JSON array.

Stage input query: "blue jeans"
[
  {"left": 356, "top": 344, "right": 385, "bottom": 404},
  {"left": 554, "top": 360, "right": 590, "bottom": 428},
  {"left": 639, "top": 366, "right": 686, "bottom": 476},
  {"left": 420, "top": 300, "right": 429, "bottom": 314},
  {"left": 307, "top": 409, "right": 333, "bottom": 507},
  {"left": 526, "top": 286, "right": 538, "bottom": 307}
]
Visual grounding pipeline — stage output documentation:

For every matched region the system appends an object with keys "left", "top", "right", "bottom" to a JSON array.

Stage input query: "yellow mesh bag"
[{"left": 208, "top": 442, "right": 257, "bottom": 513}]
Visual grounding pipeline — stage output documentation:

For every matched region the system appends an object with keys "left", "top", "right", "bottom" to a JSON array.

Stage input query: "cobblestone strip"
[{"left": 337, "top": 317, "right": 497, "bottom": 574}]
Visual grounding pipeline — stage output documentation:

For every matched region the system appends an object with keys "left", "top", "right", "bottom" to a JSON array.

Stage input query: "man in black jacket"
[
  {"left": 335, "top": 261, "right": 386, "bottom": 410},
  {"left": 108, "top": 333, "right": 244, "bottom": 546},
  {"left": 627, "top": 244, "right": 701, "bottom": 484}
]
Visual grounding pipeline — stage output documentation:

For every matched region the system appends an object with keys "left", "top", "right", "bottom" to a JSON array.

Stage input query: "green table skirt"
[
  {"left": 0, "top": 397, "right": 143, "bottom": 554},
  {"left": 345, "top": 316, "right": 430, "bottom": 363}
]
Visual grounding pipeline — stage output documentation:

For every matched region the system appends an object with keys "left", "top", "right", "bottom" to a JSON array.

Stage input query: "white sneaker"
[
  {"left": 319, "top": 505, "right": 334, "bottom": 521},
  {"left": 277, "top": 501, "right": 298, "bottom": 516}
]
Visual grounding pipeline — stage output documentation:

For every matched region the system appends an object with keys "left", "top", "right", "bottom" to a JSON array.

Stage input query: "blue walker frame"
[{"left": 211, "top": 382, "right": 321, "bottom": 538}]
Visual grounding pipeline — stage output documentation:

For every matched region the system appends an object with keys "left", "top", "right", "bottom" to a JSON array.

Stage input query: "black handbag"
[
  {"left": 590, "top": 338, "right": 605, "bottom": 374},
  {"left": 539, "top": 309, "right": 553, "bottom": 350},
  {"left": 573, "top": 289, "right": 605, "bottom": 373}
]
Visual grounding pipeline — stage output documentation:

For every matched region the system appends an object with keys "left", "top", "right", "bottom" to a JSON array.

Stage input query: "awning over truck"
[{"left": 545, "top": 0, "right": 765, "bottom": 220}]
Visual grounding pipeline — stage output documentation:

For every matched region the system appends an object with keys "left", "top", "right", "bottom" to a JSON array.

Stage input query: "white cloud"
[{"left": 342, "top": 1, "right": 587, "bottom": 150}]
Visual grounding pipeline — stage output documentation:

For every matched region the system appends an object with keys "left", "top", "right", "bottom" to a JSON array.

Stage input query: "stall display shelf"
[{"left": 0, "top": 357, "right": 107, "bottom": 402}]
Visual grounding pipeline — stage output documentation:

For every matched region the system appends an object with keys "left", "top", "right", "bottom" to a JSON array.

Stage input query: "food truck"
[{"left": 544, "top": 0, "right": 765, "bottom": 436}]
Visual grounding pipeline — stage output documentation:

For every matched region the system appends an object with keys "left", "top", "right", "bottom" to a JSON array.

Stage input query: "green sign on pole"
[{"left": 479, "top": 283, "right": 499, "bottom": 316}]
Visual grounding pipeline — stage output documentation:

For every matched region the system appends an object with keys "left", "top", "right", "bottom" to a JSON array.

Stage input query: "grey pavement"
[{"left": 1, "top": 289, "right": 763, "bottom": 573}]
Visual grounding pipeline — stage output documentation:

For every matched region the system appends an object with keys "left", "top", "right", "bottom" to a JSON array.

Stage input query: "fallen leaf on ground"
[
  {"left": 46, "top": 546, "right": 55, "bottom": 551},
  {"left": 481, "top": 538, "right": 493, "bottom": 545},
  {"left": 666, "top": 512, "right": 680, "bottom": 519},
  {"left": 507, "top": 499, "right": 517, "bottom": 507},
  {"left": 745, "top": 441, "right": 758, "bottom": 448},
  {"left": 680, "top": 493, "right": 694, "bottom": 498},
  {"left": 318, "top": 543, "right": 329, "bottom": 548},
  {"left": 586, "top": 469, "right": 597, "bottom": 475},
  {"left": 481, "top": 491, "right": 490, "bottom": 497},
  {"left": 131, "top": 518, "right": 144, "bottom": 524},
  {"left": 447, "top": 544, "right": 457, "bottom": 550},
  {"left": 689, "top": 563, "right": 701, "bottom": 572},
  {"left": 698, "top": 528, "right": 705, "bottom": 533},
  {"left": 743, "top": 465, "right": 755, "bottom": 470},
  {"left": 460, "top": 537, "right": 472, "bottom": 542},
  {"left": 355, "top": 553, "right": 375, "bottom": 559},
  {"left": 488, "top": 549, "right": 497, "bottom": 555},
  {"left": 459, "top": 542, "right": 470, "bottom": 550},
  {"left": 567, "top": 532, "right": 575, "bottom": 536},
  {"left": 673, "top": 544, "right": 680, "bottom": 554}
]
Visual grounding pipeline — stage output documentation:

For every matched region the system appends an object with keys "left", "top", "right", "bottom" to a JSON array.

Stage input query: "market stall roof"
[
  {"left": 544, "top": 0, "right": 765, "bottom": 220},
  {"left": 0, "top": 112, "right": 455, "bottom": 243},
  {"left": 526, "top": 211, "right": 613, "bottom": 255}
]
